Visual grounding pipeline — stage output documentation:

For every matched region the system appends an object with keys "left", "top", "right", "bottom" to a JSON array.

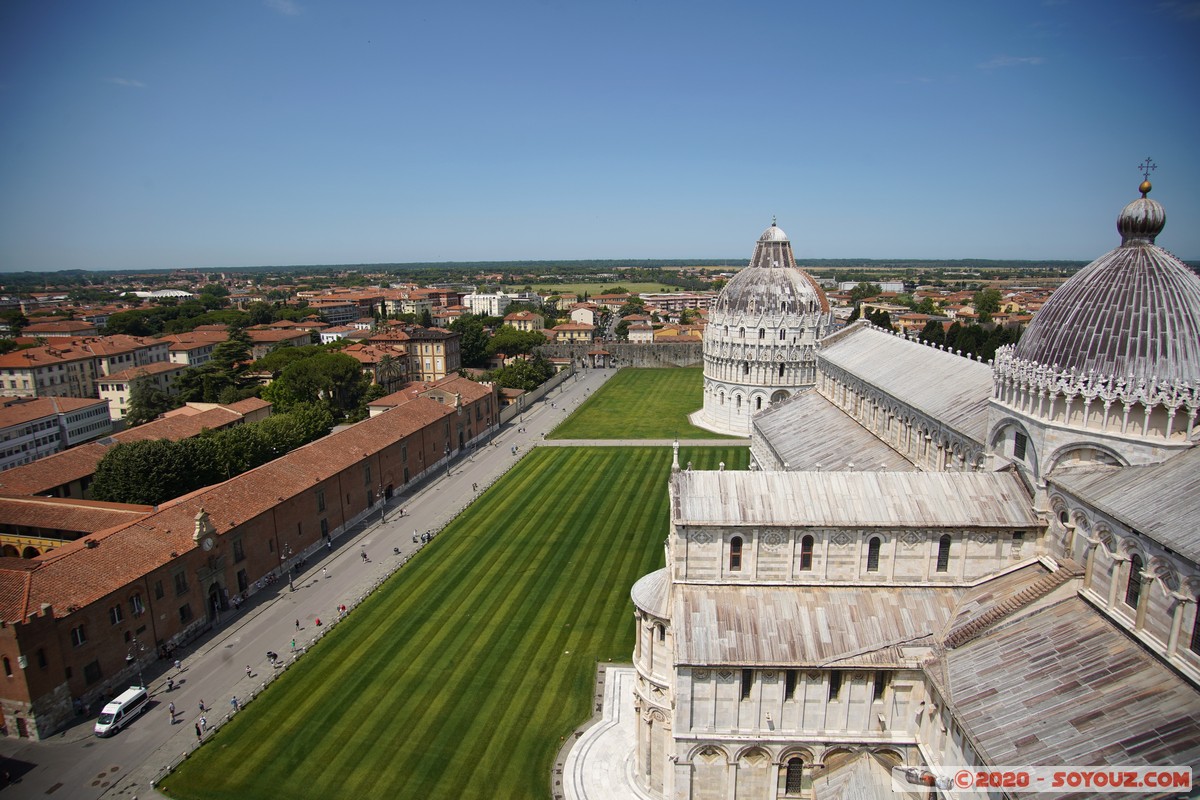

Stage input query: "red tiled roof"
[
  {"left": 0, "top": 496, "right": 151, "bottom": 534},
  {"left": 0, "top": 397, "right": 455, "bottom": 621}
]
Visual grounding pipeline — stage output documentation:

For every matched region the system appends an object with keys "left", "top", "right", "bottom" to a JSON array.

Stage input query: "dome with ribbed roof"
[
  {"left": 711, "top": 222, "right": 830, "bottom": 317},
  {"left": 1012, "top": 182, "right": 1200, "bottom": 385},
  {"left": 692, "top": 221, "right": 835, "bottom": 436}
]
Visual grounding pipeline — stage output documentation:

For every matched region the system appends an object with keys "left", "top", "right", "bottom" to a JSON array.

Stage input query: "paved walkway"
[{"left": 562, "top": 666, "right": 655, "bottom": 800}]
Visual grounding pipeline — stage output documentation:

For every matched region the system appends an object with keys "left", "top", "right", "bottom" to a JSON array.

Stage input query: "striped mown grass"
[
  {"left": 160, "top": 446, "right": 747, "bottom": 800},
  {"left": 550, "top": 367, "right": 739, "bottom": 440}
]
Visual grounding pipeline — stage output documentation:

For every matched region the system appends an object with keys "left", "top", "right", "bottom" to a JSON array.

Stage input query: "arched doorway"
[
  {"left": 22, "top": 546, "right": 39, "bottom": 559},
  {"left": 208, "top": 582, "right": 226, "bottom": 620},
  {"left": 1, "top": 544, "right": 19, "bottom": 557}
]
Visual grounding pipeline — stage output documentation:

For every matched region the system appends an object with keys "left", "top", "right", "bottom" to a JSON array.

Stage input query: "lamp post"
[
  {"left": 126, "top": 637, "right": 146, "bottom": 688},
  {"left": 281, "top": 543, "right": 294, "bottom": 592}
]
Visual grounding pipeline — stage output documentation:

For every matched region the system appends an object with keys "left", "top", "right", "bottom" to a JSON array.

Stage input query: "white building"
[
  {"left": 628, "top": 180, "right": 1200, "bottom": 799},
  {"left": 463, "top": 292, "right": 518, "bottom": 317},
  {"left": 691, "top": 221, "right": 834, "bottom": 436},
  {"left": 0, "top": 397, "right": 111, "bottom": 470}
]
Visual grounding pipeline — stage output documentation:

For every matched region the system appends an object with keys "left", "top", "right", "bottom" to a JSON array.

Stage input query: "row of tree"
[{"left": 91, "top": 403, "right": 334, "bottom": 505}]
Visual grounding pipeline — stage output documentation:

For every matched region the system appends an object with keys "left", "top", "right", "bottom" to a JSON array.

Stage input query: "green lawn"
[
  {"left": 550, "top": 367, "right": 740, "bottom": 440},
  {"left": 160, "top": 446, "right": 747, "bottom": 800}
]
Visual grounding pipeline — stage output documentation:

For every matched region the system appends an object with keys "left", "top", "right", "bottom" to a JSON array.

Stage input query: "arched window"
[
  {"left": 866, "top": 537, "right": 881, "bottom": 572},
  {"left": 736, "top": 396, "right": 742, "bottom": 410},
  {"left": 785, "top": 757, "right": 806, "bottom": 794},
  {"left": 729, "top": 536, "right": 743, "bottom": 571},
  {"left": 1124, "top": 554, "right": 1143, "bottom": 608},
  {"left": 755, "top": 397, "right": 762, "bottom": 410},
  {"left": 800, "top": 535, "right": 814, "bottom": 571},
  {"left": 656, "top": 623, "right": 665, "bottom": 642},
  {"left": 743, "top": 362, "right": 750, "bottom": 375},
  {"left": 758, "top": 328, "right": 765, "bottom": 339},
  {"left": 936, "top": 535, "right": 952, "bottom": 573},
  {"left": 779, "top": 328, "right": 786, "bottom": 340},
  {"left": 739, "top": 327, "right": 745, "bottom": 338},
  {"left": 1190, "top": 599, "right": 1200, "bottom": 655},
  {"left": 1059, "top": 510, "right": 1069, "bottom": 524},
  {"left": 778, "top": 363, "right": 785, "bottom": 377},
  {"left": 2, "top": 656, "right": 10, "bottom": 677}
]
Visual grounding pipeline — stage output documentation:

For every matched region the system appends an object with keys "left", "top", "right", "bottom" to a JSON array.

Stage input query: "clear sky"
[{"left": 1, "top": 0, "right": 1197, "bottom": 272}]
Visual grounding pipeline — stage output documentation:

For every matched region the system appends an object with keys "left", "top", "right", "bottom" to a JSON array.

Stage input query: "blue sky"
[{"left": 1, "top": 0, "right": 1197, "bottom": 272}]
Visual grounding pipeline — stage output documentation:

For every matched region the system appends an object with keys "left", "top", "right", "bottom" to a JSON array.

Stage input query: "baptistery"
[{"left": 691, "top": 221, "right": 833, "bottom": 435}]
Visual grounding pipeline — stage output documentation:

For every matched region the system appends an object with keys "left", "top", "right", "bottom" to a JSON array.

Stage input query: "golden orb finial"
[{"left": 1139, "top": 179, "right": 1152, "bottom": 197}]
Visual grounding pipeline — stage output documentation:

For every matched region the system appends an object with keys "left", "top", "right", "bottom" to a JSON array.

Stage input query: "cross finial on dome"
[
  {"left": 771, "top": 215, "right": 776, "bottom": 227},
  {"left": 1138, "top": 157, "right": 1157, "bottom": 196}
]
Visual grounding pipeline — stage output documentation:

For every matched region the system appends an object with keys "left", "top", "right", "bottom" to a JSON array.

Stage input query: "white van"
[{"left": 93, "top": 686, "right": 149, "bottom": 736}]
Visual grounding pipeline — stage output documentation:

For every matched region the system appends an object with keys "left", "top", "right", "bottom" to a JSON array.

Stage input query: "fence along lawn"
[
  {"left": 160, "top": 445, "right": 747, "bottom": 800},
  {"left": 550, "top": 367, "right": 740, "bottom": 440}
]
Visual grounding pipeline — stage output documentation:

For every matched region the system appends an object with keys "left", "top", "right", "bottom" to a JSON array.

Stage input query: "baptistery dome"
[
  {"left": 989, "top": 178, "right": 1200, "bottom": 478},
  {"left": 691, "top": 221, "right": 834, "bottom": 436}
]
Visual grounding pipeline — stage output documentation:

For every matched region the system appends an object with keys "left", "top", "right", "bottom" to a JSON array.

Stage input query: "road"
[{"left": 0, "top": 365, "right": 614, "bottom": 800}]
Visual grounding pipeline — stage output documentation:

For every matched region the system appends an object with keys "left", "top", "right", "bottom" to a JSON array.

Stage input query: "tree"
[
  {"left": 375, "top": 354, "right": 404, "bottom": 392},
  {"left": 918, "top": 319, "right": 946, "bottom": 346},
  {"left": 867, "top": 309, "right": 894, "bottom": 331},
  {"left": 419, "top": 309, "right": 434, "bottom": 328},
  {"left": 91, "top": 439, "right": 196, "bottom": 505},
  {"left": 914, "top": 297, "right": 939, "bottom": 315},
  {"left": 261, "top": 352, "right": 371, "bottom": 419},
  {"left": 125, "top": 374, "right": 179, "bottom": 427},
  {"left": 450, "top": 315, "right": 490, "bottom": 368},
  {"left": 973, "top": 288, "right": 1002, "bottom": 323},
  {"left": 849, "top": 282, "right": 881, "bottom": 305},
  {"left": 616, "top": 299, "right": 645, "bottom": 317},
  {"left": 489, "top": 355, "right": 554, "bottom": 391},
  {"left": 486, "top": 326, "right": 547, "bottom": 358}
]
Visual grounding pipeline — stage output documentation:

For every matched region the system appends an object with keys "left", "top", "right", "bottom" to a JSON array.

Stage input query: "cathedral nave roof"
[
  {"left": 818, "top": 323, "right": 993, "bottom": 445},
  {"left": 751, "top": 388, "right": 916, "bottom": 471},
  {"left": 672, "top": 470, "right": 1039, "bottom": 530}
]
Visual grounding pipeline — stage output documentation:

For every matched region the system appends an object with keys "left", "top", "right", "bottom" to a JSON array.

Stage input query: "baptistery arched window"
[
  {"left": 729, "top": 536, "right": 743, "bottom": 571},
  {"left": 800, "top": 535, "right": 814, "bottom": 570}
]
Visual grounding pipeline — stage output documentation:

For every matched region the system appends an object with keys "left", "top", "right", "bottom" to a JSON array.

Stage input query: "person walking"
[
  {"left": 291, "top": 638, "right": 296, "bottom": 651},
  {"left": 200, "top": 715, "right": 208, "bottom": 732},
  {"left": 199, "top": 699, "right": 206, "bottom": 713},
  {"left": 295, "top": 619, "right": 300, "bottom": 631},
  {"left": 168, "top": 701, "right": 176, "bottom": 723},
  {"left": 195, "top": 722, "right": 202, "bottom": 742},
  {"left": 231, "top": 696, "right": 239, "bottom": 710},
  {"left": 322, "top": 566, "right": 328, "bottom": 578},
  {"left": 245, "top": 664, "right": 252, "bottom": 678}
]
